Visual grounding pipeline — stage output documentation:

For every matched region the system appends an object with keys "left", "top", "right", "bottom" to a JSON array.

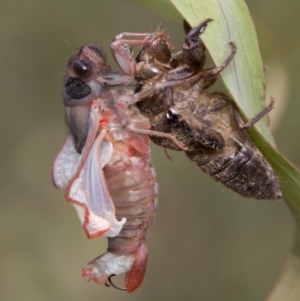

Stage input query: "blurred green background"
[{"left": 0, "top": 1, "right": 298, "bottom": 300}]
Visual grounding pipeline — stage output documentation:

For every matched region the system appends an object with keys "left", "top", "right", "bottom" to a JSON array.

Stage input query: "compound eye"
[{"left": 73, "top": 60, "right": 92, "bottom": 78}]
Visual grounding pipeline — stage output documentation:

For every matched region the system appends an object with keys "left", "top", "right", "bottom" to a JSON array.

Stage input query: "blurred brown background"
[{"left": 0, "top": 1, "right": 298, "bottom": 300}]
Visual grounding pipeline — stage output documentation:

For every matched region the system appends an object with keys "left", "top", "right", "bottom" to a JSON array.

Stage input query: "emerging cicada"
[
  {"left": 52, "top": 19, "right": 282, "bottom": 292},
  {"left": 52, "top": 41, "right": 186, "bottom": 291}
]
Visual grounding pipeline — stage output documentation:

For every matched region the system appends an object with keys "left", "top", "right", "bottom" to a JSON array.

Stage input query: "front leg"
[{"left": 182, "top": 18, "right": 213, "bottom": 71}]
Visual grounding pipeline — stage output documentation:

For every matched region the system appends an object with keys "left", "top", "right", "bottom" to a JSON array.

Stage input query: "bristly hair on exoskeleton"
[{"left": 156, "top": 20, "right": 169, "bottom": 33}]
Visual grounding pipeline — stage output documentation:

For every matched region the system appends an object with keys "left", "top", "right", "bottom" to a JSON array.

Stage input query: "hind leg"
[{"left": 233, "top": 98, "right": 275, "bottom": 129}]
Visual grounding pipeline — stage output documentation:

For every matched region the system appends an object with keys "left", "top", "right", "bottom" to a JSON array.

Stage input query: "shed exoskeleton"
[{"left": 134, "top": 19, "right": 282, "bottom": 199}]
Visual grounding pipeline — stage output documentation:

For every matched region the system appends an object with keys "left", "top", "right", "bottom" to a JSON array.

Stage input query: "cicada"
[
  {"left": 52, "top": 42, "right": 186, "bottom": 291},
  {"left": 52, "top": 19, "right": 282, "bottom": 292}
]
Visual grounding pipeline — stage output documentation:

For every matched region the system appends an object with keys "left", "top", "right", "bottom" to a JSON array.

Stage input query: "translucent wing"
[{"left": 53, "top": 105, "right": 126, "bottom": 239}]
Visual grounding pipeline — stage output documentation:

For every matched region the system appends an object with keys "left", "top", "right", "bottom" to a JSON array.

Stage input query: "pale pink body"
[
  {"left": 53, "top": 35, "right": 184, "bottom": 292},
  {"left": 53, "top": 83, "right": 158, "bottom": 291}
]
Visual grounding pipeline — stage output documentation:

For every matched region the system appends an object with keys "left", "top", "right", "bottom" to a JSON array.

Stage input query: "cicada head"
[
  {"left": 63, "top": 44, "right": 112, "bottom": 153},
  {"left": 65, "top": 44, "right": 110, "bottom": 102},
  {"left": 67, "top": 44, "right": 110, "bottom": 80}
]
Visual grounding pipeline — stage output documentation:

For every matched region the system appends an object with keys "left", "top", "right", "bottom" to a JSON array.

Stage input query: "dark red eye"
[{"left": 73, "top": 60, "right": 92, "bottom": 78}]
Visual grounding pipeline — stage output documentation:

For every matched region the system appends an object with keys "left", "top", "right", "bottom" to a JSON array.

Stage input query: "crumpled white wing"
[
  {"left": 83, "top": 135, "right": 126, "bottom": 237},
  {"left": 52, "top": 134, "right": 80, "bottom": 189},
  {"left": 54, "top": 105, "right": 126, "bottom": 239}
]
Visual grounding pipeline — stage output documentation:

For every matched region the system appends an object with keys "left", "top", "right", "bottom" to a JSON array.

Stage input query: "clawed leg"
[
  {"left": 181, "top": 41, "right": 237, "bottom": 84},
  {"left": 182, "top": 18, "right": 213, "bottom": 70},
  {"left": 234, "top": 98, "right": 275, "bottom": 129},
  {"left": 202, "top": 41, "right": 237, "bottom": 78},
  {"left": 183, "top": 18, "right": 213, "bottom": 50}
]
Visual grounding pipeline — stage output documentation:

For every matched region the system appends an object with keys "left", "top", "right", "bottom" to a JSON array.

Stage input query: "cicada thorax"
[{"left": 134, "top": 20, "right": 282, "bottom": 200}]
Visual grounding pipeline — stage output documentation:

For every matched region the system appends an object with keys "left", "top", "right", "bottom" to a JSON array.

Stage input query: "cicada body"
[
  {"left": 52, "top": 44, "right": 158, "bottom": 292},
  {"left": 134, "top": 20, "right": 282, "bottom": 200}
]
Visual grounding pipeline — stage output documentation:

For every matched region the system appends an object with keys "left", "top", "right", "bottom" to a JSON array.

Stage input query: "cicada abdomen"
[
  {"left": 82, "top": 117, "right": 158, "bottom": 291},
  {"left": 52, "top": 43, "right": 158, "bottom": 292}
]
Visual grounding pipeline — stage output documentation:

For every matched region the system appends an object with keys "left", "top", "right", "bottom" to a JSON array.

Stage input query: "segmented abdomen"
[
  {"left": 104, "top": 153, "right": 158, "bottom": 255},
  {"left": 186, "top": 136, "right": 281, "bottom": 199}
]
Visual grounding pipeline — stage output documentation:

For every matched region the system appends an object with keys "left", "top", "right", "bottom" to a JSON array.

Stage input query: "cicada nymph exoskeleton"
[{"left": 132, "top": 19, "right": 282, "bottom": 200}]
